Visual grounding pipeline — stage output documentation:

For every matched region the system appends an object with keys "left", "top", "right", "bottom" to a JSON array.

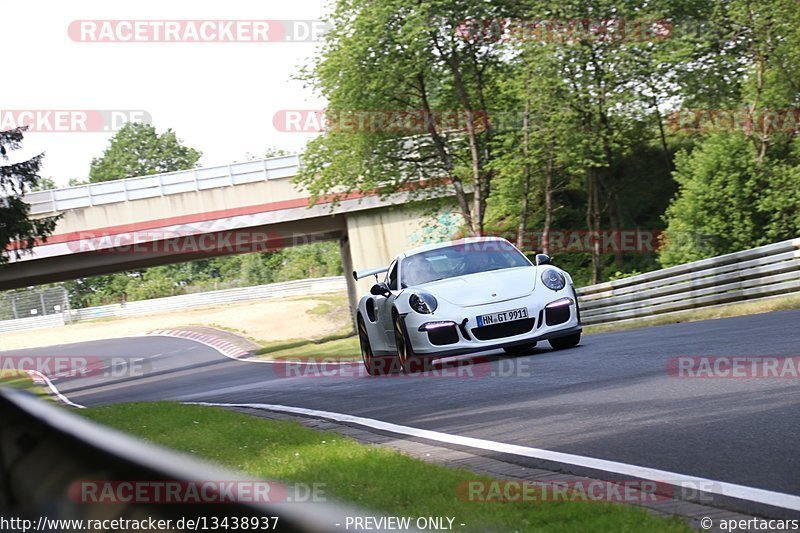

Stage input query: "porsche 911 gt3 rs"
[{"left": 353, "top": 237, "right": 582, "bottom": 375}]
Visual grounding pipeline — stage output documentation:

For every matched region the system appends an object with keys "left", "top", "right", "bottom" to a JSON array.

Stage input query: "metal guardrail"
[
  {"left": 24, "top": 155, "right": 300, "bottom": 216},
  {"left": 0, "top": 388, "right": 399, "bottom": 532},
  {"left": 0, "top": 277, "right": 346, "bottom": 333},
  {"left": 576, "top": 238, "right": 800, "bottom": 326},
  {"left": 0, "top": 313, "right": 64, "bottom": 334}
]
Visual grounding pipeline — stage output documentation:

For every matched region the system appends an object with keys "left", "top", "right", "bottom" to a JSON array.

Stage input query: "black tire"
[
  {"left": 357, "top": 315, "right": 382, "bottom": 376},
  {"left": 358, "top": 315, "right": 402, "bottom": 376},
  {"left": 549, "top": 333, "right": 581, "bottom": 350},
  {"left": 393, "top": 310, "right": 425, "bottom": 373},
  {"left": 503, "top": 342, "right": 537, "bottom": 355}
]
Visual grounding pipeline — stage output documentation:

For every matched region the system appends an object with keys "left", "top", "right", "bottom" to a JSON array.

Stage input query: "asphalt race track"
[{"left": 3, "top": 310, "right": 799, "bottom": 506}]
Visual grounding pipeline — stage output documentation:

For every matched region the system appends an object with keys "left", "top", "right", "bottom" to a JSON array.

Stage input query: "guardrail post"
[{"left": 228, "top": 164, "right": 235, "bottom": 186}]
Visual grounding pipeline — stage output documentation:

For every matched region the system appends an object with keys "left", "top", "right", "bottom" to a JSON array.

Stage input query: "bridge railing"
[
  {"left": 575, "top": 238, "right": 800, "bottom": 326},
  {"left": 25, "top": 155, "right": 300, "bottom": 215}
]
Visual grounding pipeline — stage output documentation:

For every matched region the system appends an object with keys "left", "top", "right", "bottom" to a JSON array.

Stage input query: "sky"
[{"left": 2, "top": 0, "right": 329, "bottom": 186}]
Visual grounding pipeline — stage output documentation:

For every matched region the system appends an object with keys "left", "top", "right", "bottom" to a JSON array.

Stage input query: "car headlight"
[
  {"left": 541, "top": 269, "right": 566, "bottom": 291},
  {"left": 409, "top": 292, "right": 438, "bottom": 314}
]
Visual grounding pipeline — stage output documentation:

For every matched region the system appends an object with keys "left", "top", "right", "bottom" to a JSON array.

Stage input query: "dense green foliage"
[
  {"left": 63, "top": 241, "right": 344, "bottom": 308},
  {"left": 298, "top": 0, "right": 800, "bottom": 282}
]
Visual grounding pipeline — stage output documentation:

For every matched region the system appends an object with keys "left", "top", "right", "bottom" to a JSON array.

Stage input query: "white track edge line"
[
  {"left": 190, "top": 401, "right": 800, "bottom": 512},
  {"left": 25, "top": 370, "right": 85, "bottom": 409}
]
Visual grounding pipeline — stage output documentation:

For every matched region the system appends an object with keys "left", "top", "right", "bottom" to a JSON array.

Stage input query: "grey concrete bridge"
[{"left": 5, "top": 155, "right": 458, "bottom": 310}]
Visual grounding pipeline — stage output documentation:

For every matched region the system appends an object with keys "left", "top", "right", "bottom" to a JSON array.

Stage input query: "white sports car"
[{"left": 353, "top": 237, "right": 582, "bottom": 375}]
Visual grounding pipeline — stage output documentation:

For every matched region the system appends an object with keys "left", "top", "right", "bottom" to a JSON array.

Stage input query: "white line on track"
[
  {"left": 24, "top": 370, "right": 85, "bottom": 409},
  {"left": 191, "top": 401, "right": 800, "bottom": 513}
]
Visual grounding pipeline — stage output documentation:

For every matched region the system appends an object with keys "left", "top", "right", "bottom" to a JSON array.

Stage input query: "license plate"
[{"left": 477, "top": 307, "right": 528, "bottom": 327}]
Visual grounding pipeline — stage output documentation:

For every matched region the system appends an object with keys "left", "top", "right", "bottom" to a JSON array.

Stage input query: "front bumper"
[{"left": 403, "top": 291, "right": 581, "bottom": 357}]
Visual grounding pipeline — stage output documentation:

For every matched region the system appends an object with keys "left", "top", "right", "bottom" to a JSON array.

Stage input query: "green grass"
[
  {"left": 79, "top": 403, "right": 690, "bottom": 533},
  {"left": 253, "top": 329, "right": 358, "bottom": 360},
  {"left": 262, "top": 336, "right": 360, "bottom": 360},
  {"left": 0, "top": 371, "right": 52, "bottom": 400}
]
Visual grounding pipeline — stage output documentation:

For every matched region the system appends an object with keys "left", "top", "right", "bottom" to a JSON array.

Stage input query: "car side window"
[{"left": 386, "top": 261, "right": 398, "bottom": 291}]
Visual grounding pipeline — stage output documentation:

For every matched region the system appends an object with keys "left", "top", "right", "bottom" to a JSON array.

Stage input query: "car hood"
[{"left": 421, "top": 267, "right": 536, "bottom": 307}]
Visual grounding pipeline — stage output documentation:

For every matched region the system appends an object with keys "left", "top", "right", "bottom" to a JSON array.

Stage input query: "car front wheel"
[
  {"left": 549, "top": 333, "right": 581, "bottom": 350},
  {"left": 393, "top": 310, "right": 425, "bottom": 373},
  {"left": 357, "top": 315, "right": 381, "bottom": 376}
]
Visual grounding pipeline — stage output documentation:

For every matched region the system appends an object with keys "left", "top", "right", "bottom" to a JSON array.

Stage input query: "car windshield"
[{"left": 401, "top": 240, "right": 530, "bottom": 287}]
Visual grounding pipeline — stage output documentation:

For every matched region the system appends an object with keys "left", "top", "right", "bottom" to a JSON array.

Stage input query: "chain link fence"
[{"left": 0, "top": 286, "right": 70, "bottom": 322}]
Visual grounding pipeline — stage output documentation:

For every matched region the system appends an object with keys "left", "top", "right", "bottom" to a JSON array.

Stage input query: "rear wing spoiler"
[{"left": 352, "top": 266, "right": 389, "bottom": 281}]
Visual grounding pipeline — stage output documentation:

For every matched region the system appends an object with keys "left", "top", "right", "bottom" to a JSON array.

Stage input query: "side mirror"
[
  {"left": 535, "top": 253, "right": 551, "bottom": 266},
  {"left": 370, "top": 282, "right": 392, "bottom": 298}
]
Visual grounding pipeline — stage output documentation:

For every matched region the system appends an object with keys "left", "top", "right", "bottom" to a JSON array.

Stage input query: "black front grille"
[
  {"left": 545, "top": 305, "right": 571, "bottom": 326},
  {"left": 471, "top": 318, "right": 535, "bottom": 341},
  {"left": 427, "top": 325, "right": 460, "bottom": 345}
]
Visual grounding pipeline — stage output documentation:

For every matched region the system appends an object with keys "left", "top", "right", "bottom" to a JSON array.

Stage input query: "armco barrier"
[
  {"left": 0, "top": 313, "right": 64, "bottom": 334},
  {"left": 576, "top": 238, "right": 800, "bottom": 326},
  {"left": 0, "top": 388, "right": 404, "bottom": 532}
]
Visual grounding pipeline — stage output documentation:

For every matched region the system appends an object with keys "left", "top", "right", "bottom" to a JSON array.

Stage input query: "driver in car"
[
  {"left": 465, "top": 251, "right": 493, "bottom": 275},
  {"left": 403, "top": 255, "right": 438, "bottom": 286}
]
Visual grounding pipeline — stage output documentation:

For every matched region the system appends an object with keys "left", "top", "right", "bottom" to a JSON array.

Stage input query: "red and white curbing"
[{"left": 147, "top": 329, "right": 251, "bottom": 359}]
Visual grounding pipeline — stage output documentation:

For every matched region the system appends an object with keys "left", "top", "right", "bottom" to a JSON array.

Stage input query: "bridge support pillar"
[{"left": 339, "top": 234, "right": 358, "bottom": 331}]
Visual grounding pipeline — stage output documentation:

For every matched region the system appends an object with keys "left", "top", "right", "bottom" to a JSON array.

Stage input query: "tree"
[
  {"left": 296, "top": 0, "right": 521, "bottom": 235},
  {"left": 245, "top": 147, "right": 292, "bottom": 161},
  {"left": 659, "top": 0, "right": 800, "bottom": 265},
  {"left": 659, "top": 133, "right": 767, "bottom": 266},
  {"left": 66, "top": 124, "right": 203, "bottom": 303},
  {"left": 0, "top": 127, "right": 60, "bottom": 264},
  {"left": 31, "top": 176, "right": 57, "bottom": 191},
  {"left": 89, "top": 123, "right": 201, "bottom": 182}
]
